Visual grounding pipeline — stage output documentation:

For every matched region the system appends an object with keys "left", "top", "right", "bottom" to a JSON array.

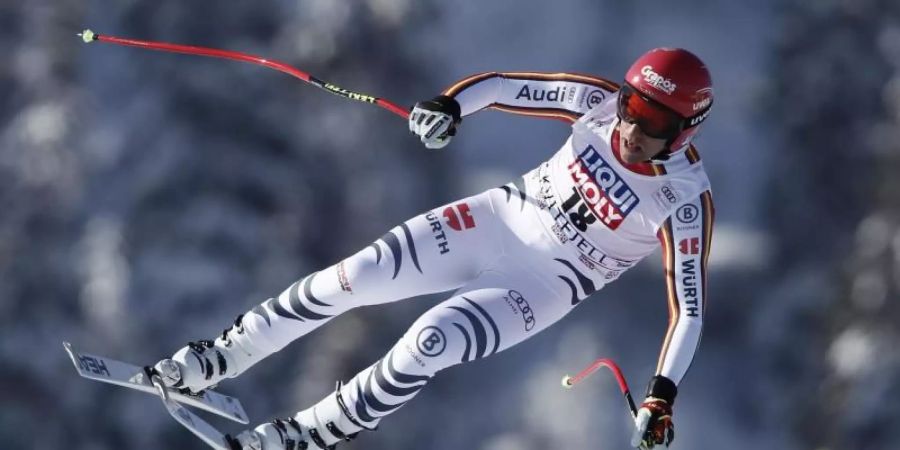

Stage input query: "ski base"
[
  {"left": 152, "top": 375, "right": 236, "bottom": 450},
  {"left": 63, "top": 341, "right": 248, "bottom": 424}
]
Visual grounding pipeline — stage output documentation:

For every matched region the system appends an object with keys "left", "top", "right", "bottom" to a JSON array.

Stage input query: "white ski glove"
[{"left": 409, "top": 95, "right": 462, "bottom": 149}]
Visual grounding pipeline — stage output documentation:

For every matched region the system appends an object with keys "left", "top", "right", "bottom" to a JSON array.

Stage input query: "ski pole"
[
  {"left": 562, "top": 357, "right": 638, "bottom": 418},
  {"left": 77, "top": 29, "right": 410, "bottom": 119}
]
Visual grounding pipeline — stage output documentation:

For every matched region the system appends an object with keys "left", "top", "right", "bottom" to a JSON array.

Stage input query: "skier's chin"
[
  {"left": 619, "top": 138, "right": 647, "bottom": 163},
  {"left": 621, "top": 147, "right": 645, "bottom": 163}
]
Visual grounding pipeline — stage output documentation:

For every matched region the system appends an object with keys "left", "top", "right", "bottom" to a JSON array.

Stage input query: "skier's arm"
[
  {"left": 631, "top": 190, "right": 714, "bottom": 449},
  {"left": 654, "top": 190, "right": 714, "bottom": 386},
  {"left": 443, "top": 72, "right": 619, "bottom": 123},
  {"left": 409, "top": 72, "right": 617, "bottom": 149}
]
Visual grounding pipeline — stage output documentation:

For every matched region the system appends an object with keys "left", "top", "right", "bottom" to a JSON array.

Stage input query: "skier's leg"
[
  {"left": 158, "top": 194, "right": 502, "bottom": 392},
  {"left": 244, "top": 269, "right": 575, "bottom": 449}
]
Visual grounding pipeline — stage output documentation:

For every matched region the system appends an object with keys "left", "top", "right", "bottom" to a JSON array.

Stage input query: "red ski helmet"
[{"left": 619, "top": 48, "right": 713, "bottom": 151}]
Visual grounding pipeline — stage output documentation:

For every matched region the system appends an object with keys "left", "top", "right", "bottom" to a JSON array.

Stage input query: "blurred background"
[{"left": 2, "top": 0, "right": 898, "bottom": 449}]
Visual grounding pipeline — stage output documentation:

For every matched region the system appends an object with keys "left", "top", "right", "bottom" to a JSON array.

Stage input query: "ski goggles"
[{"left": 616, "top": 83, "right": 687, "bottom": 140}]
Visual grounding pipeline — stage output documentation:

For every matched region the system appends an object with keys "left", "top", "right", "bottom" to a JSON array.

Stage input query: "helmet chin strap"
[
  {"left": 650, "top": 139, "right": 691, "bottom": 162},
  {"left": 649, "top": 101, "right": 711, "bottom": 162},
  {"left": 650, "top": 148, "right": 672, "bottom": 162},
  {"left": 649, "top": 137, "right": 677, "bottom": 162},
  {"left": 653, "top": 103, "right": 711, "bottom": 161}
]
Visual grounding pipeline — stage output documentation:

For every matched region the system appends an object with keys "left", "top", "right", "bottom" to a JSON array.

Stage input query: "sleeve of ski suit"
[
  {"left": 442, "top": 72, "right": 619, "bottom": 123},
  {"left": 655, "top": 191, "right": 714, "bottom": 385}
]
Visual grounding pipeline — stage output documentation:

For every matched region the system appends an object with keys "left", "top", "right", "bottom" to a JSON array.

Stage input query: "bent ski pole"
[
  {"left": 562, "top": 357, "right": 638, "bottom": 418},
  {"left": 77, "top": 29, "right": 409, "bottom": 119}
]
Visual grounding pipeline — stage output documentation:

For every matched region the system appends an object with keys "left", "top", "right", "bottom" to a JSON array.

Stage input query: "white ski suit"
[{"left": 200, "top": 72, "right": 714, "bottom": 447}]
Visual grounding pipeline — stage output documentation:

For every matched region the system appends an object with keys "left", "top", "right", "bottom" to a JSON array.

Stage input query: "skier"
[{"left": 152, "top": 47, "right": 714, "bottom": 449}]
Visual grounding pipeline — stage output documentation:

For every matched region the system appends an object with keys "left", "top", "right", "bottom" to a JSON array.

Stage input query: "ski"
[
  {"left": 151, "top": 375, "right": 235, "bottom": 450},
  {"left": 63, "top": 341, "right": 249, "bottom": 424}
]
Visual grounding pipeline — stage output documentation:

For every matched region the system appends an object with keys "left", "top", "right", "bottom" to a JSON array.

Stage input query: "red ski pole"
[
  {"left": 77, "top": 29, "right": 410, "bottom": 120},
  {"left": 562, "top": 357, "right": 638, "bottom": 419}
]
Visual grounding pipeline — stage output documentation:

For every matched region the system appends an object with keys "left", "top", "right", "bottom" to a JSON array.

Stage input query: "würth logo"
[
  {"left": 443, "top": 203, "right": 476, "bottom": 231},
  {"left": 681, "top": 259, "right": 700, "bottom": 318},
  {"left": 679, "top": 237, "right": 700, "bottom": 255}
]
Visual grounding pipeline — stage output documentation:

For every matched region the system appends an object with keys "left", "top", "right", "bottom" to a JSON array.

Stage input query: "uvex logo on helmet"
[
  {"left": 692, "top": 97, "right": 711, "bottom": 111},
  {"left": 640, "top": 65, "right": 677, "bottom": 95}
]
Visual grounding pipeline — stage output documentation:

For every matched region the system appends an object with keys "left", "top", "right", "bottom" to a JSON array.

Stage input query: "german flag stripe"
[
  {"left": 699, "top": 191, "right": 714, "bottom": 315},
  {"left": 655, "top": 218, "right": 679, "bottom": 374},
  {"left": 685, "top": 146, "right": 701, "bottom": 164},
  {"left": 488, "top": 104, "right": 580, "bottom": 123},
  {"left": 442, "top": 72, "right": 500, "bottom": 97},
  {"left": 651, "top": 164, "right": 667, "bottom": 176}
]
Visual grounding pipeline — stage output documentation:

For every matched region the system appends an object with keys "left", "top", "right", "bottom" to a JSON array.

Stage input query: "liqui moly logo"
[
  {"left": 641, "top": 65, "right": 676, "bottom": 94},
  {"left": 568, "top": 145, "right": 640, "bottom": 229}
]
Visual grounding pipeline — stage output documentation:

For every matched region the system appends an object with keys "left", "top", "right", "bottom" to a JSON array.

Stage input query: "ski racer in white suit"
[{"left": 153, "top": 48, "right": 715, "bottom": 450}]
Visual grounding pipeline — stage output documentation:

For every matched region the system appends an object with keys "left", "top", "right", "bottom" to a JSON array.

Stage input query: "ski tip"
[
  {"left": 62, "top": 341, "right": 82, "bottom": 371},
  {"left": 78, "top": 29, "right": 96, "bottom": 43},
  {"left": 561, "top": 375, "right": 574, "bottom": 388}
]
